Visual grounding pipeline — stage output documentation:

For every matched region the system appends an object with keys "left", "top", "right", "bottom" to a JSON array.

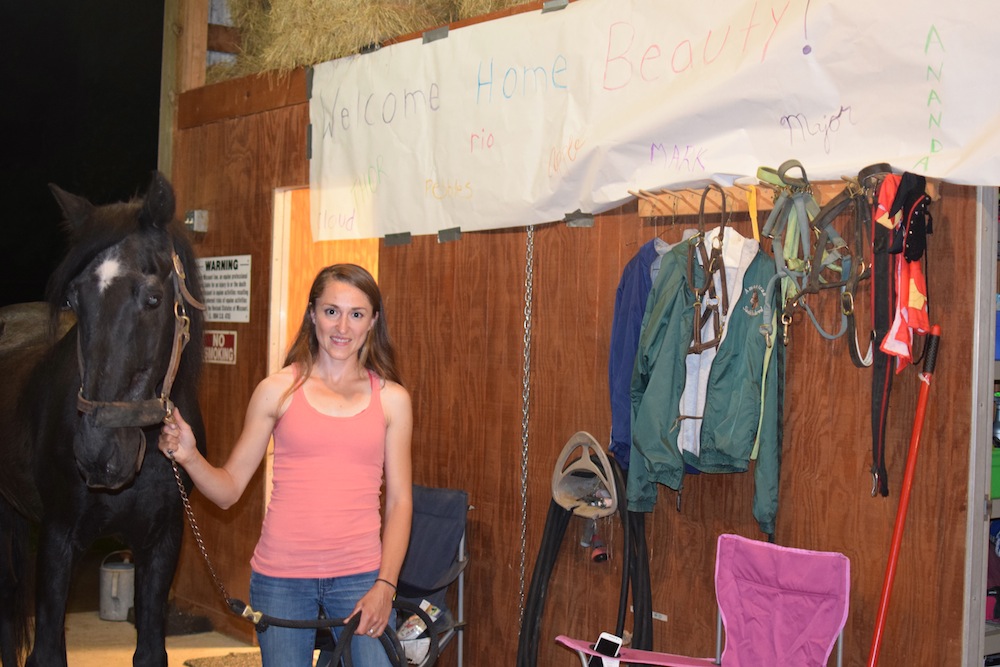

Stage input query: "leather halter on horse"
[
  {"left": 76, "top": 248, "right": 205, "bottom": 429},
  {"left": 687, "top": 183, "right": 730, "bottom": 354}
]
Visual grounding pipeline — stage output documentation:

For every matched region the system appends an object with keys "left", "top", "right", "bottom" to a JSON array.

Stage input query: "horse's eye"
[
  {"left": 145, "top": 294, "right": 162, "bottom": 309},
  {"left": 62, "top": 298, "right": 73, "bottom": 311}
]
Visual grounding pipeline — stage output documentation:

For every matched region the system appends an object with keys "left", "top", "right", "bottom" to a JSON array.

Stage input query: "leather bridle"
[{"left": 76, "top": 248, "right": 205, "bottom": 429}]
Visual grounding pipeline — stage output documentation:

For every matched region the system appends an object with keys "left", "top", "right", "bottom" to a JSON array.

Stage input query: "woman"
[{"left": 159, "top": 264, "right": 413, "bottom": 666}]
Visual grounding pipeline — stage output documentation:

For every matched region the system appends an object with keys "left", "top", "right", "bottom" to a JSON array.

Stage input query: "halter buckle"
[{"left": 841, "top": 291, "right": 855, "bottom": 317}]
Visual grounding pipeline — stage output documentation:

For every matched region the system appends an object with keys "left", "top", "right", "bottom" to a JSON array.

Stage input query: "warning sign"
[
  {"left": 200, "top": 255, "right": 251, "bottom": 323},
  {"left": 204, "top": 330, "right": 237, "bottom": 365}
]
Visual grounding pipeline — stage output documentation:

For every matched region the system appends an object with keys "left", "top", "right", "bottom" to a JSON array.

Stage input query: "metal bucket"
[{"left": 99, "top": 550, "right": 134, "bottom": 621}]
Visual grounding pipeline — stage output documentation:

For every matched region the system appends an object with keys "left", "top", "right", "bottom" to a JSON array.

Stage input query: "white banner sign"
[{"left": 309, "top": 0, "right": 995, "bottom": 240}]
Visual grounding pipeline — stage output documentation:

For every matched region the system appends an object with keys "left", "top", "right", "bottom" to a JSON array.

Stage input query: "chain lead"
[
  {"left": 518, "top": 224, "right": 535, "bottom": 626},
  {"left": 170, "top": 459, "right": 231, "bottom": 604}
]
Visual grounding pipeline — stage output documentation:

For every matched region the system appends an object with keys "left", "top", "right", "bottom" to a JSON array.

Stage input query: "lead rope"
[
  {"left": 518, "top": 224, "right": 535, "bottom": 626},
  {"left": 167, "top": 449, "right": 407, "bottom": 666},
  {"left": 167, "top": 451, "right": 232, "bottom": 605}
]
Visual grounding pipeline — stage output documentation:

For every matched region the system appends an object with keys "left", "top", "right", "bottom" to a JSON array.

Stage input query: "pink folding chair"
[{"left": 557, "top": 534, "right": 850, "bottom": 667}]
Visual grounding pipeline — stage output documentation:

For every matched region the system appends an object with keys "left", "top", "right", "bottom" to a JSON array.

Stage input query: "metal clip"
[
  {"left": 841, "top": 291, "right": 855, "bottom": 317},
  {"left": 241, "top": 604, "right": 263, "bottom": 625},
  {"left": 161, "top": 397, "right": 175, "bottom": 424}
]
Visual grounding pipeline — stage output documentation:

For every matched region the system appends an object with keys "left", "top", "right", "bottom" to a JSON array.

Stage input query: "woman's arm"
[
  {"left": 350, "top": 380, "right": 413, "bottom": 635},
  {"left": 376, "top": 380, "right": 414, "bottom": 586},
  {"left": 158, "top": 371, "right": 291, "bottom": 509}
]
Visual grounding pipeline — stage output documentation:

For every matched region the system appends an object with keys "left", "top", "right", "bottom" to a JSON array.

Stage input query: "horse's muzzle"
[{"left": 75, "top": 423, "right": 147, "bottom": 489}]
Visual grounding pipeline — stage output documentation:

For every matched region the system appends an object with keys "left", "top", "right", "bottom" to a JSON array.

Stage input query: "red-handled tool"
[{"left": 867, "top": 324, "right": 941, "bottom": 666}]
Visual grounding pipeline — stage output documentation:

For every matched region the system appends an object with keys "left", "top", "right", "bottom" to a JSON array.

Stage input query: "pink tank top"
[{"left": 251, "top": 371, "right": 386, "bottom": 578}]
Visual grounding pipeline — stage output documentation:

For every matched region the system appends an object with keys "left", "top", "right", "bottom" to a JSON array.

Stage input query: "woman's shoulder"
[
  {"left": 251, "top": 366, "right": 300, "bottom": 405},
  {"left": 376, "top": 375, "right": 411, "bottom": 409},
  {"left": 264, "top": 364, "right": 299, "bottom": 387}
]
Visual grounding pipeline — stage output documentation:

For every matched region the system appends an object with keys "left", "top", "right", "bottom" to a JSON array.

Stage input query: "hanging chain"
[
  {"left": 169, "top": 457, "right": 231, "bottom": 604},
  {"left": 517, "top": 224, "right": 535, "bottom": 625}
]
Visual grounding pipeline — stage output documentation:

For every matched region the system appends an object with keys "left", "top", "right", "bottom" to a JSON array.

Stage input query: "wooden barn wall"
[
  {"left": 169, "top": 76, "right": 309, "bottom": 642},
  {"left": 170, "top": 72, "right": 977, "bottom": 662},
  {"left": 381, "top": 184, "right": 974, "bottom": 666}
]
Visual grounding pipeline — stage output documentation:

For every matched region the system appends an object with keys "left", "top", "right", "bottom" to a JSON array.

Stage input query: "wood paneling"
[
  {"left": 170, "top": 98, "right": 308, "bottom": 643},
  {"left": 380, "top": 185, "right": 974, "bottom": 666},
  {"left": 172, "top": 69, "right": 978, "bottom": 663},
  {"left": 177, "top": 69, "right": 308, "bottom": 130}
]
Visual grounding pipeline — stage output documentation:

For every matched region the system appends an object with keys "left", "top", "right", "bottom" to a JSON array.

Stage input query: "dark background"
[{"left": 0, "top": 1, "right": 166, "bottom": 306}]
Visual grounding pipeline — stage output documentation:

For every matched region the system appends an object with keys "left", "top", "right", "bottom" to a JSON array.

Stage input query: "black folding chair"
[{"left": 317, "top": 485, "right": 470, "bottom": 667}]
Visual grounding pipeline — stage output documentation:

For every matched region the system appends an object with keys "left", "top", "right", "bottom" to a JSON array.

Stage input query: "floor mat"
[{"left": 184, "top": 652, "right": 261, "bottom": 667}]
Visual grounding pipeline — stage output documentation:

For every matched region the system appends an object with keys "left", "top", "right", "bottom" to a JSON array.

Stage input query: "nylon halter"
[{"left": 76, "top": 247, "right": 205, "bottom": 429}]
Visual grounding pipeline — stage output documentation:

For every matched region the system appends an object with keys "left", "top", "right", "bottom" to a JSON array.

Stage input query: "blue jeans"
[{"left": 250, "top": 569, "right": 393, "bottom": 667}]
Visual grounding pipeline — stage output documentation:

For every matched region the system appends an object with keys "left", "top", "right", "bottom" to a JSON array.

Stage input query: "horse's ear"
[
  {"left": 139, "top": 171, "right": 176, "bottom": 231},
  {"left": 49, "top": 184, "right": 95, "bottom": 228}
]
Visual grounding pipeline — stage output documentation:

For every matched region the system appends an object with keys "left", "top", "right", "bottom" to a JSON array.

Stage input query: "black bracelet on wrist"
[{"left": 375, "top": 577, "right": 397, "bottom": 598}]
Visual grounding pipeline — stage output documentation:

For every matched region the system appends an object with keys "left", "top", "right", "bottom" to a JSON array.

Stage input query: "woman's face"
[{"left": 310, "top": 279, "right": 377, "bottom": 363}]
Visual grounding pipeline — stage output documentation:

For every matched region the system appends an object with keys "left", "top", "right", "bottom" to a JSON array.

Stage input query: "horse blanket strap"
[
  {"left": 77, "top": 248, "right": 204, "bottom": 428},
  {"left": 687, "top": 184, "right": 730, "bottom": 354}
]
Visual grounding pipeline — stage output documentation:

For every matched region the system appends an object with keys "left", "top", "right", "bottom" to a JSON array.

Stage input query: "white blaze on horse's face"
[{"left": 95, "top": 253, "right": 123, "bottom": 293}]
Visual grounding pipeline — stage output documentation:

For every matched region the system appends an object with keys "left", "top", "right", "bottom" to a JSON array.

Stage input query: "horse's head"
[{"left": 46, "top": 172, "right": 204, "bottom": 489}]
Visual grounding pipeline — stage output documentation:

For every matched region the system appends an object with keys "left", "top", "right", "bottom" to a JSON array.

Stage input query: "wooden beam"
[
  {"left": 177, "top": 69, "right": 308, "bottom": 129},
  {"left": 207, "top": 23, "right": 241, "bottom": 55},
  {"left": 176, "top": 0, "right": 209, "bottom": 94},
  {"left": 632, "top": 181, "right": 849, "bottom": 218},
  {"left": 158, "top": 0, "right": 179, "bottom": 177}
]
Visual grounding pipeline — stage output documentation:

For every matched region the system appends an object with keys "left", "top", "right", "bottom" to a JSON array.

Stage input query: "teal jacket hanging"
[{"left": 628, "top": 229, "right": 783, "bottom": 536}]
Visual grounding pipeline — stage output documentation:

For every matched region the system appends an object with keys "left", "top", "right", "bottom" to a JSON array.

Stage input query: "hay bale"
[{"left": 217, "top": 0, "right": 533, "bottom": 78}]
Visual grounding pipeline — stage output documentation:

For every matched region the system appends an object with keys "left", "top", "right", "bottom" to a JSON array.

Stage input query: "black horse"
[{"left": 0, "top": 172, "right": 206, "bottom": 666}]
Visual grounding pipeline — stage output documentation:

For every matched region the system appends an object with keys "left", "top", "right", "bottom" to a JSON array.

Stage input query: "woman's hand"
[
  {"left": 349, "top": 579, "right": 396, "bottom": 637},
  {"left": 159, "top": 407, "right": 197, "bottom": 466}
]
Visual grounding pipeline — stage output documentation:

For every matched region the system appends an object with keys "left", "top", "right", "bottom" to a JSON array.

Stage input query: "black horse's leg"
[
  {"left": 0, "top": 499, "right": 31, "bottom": 667},
  {"left": 128, "top": 518, "right": 183, "bottom": 667},
  {"left": 25, "top": 522, "right": 83, "bottom": 667}
]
